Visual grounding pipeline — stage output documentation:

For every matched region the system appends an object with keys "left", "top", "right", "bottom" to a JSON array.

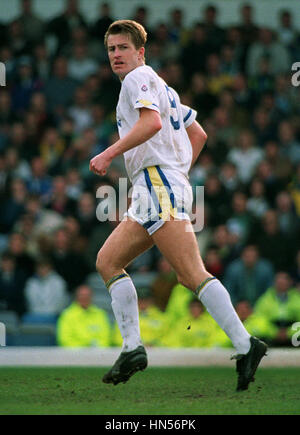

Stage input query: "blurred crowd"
[{"left": 0, "top": 0, "right": 300, "bottom": 348}]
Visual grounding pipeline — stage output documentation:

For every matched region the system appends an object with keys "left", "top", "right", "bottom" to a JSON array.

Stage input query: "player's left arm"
[
  {"left": 186, "top": 120, "right": 207, "bottom": 168},
  {"left": 90, "top": 108, "right": 161, "bottom": 176}
]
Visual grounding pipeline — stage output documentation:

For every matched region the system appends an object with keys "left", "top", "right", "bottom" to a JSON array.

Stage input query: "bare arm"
[
  {"left": 186, "top": 120, "right": 208, "bottom": 168},
  {"left": 90, "top": 108, "right": 162, "bottom": 176}
]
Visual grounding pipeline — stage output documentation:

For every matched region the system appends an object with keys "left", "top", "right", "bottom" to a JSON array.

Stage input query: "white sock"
[
  {"left": 108, "top": 274, "right": 142, "bottom": 352},
  {"left": 198, "top": 278, "right": 251, "bottom": 355}
]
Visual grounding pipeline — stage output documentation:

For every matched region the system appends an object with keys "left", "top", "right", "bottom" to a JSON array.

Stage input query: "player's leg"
[
  {"left": 96, "top": 218, "right": 153, "bottom": 384},
  {"left": 151, "top": 219, "right": 252, "bottom": 354},
  {"left": 97, "top": 218, "right": 153, "bottom": 351},
  {"left": 151, "top": 218, "right": 267, "bottom": 390}
]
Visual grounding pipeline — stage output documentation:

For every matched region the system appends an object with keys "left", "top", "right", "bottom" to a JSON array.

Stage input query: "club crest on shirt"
[{"left": 141, "top": 84, "right": 148, "bottom": 92}]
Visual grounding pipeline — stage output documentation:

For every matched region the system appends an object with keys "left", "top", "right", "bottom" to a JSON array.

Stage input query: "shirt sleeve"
[
  {"left": 123, "top": 69, "right": 160, "bottom": 113},
  {"left": 181, "top": 104, "right": 197, "bottom": 128}
]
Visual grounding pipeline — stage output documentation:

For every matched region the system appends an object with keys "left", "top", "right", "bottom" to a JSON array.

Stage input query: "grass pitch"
[{"left": 0, "top": 367, "right": 299, "bottom": 415}]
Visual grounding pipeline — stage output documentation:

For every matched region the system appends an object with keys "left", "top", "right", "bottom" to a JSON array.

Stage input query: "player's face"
[{"left": 107, "top": 33, "right": 145, "bottom": 79}]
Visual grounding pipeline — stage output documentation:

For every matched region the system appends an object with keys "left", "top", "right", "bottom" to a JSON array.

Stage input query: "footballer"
[{"left": 89, "top": 20, "right": 267, "bottom": 391}]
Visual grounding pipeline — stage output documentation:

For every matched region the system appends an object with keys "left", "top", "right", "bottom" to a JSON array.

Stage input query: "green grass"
[{"left": 0, "top": 367, "right": 299, "bottom": 415}]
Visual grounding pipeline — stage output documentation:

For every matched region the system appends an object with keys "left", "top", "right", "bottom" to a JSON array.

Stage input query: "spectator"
[
  {"left": 206, "top": 53, "right": 234, "bottom": 96},
  {"left": 47, "top": 0, "right": 87, "bottom": 51},
  {"left": 68, "top": 87, "right": 93, "bottom": 133},
  {"left": 227, "top": 191, "right": 255, "bottom": 245},
  {"left": 11, "top": 56, "right": 43, "bottom": 115},
  {"left": 46, "top": 175, "right": 76, "bottom": 216},
  {"left": 204, "top": 173, "right": 231, "bottom": 228},
  {"left": 189, "top": 73, "right": 217, "bottom": 120},
  {"left": 6, "top": 19, "right": 30, "bottom": 57},
  {"left": 211, "top": 224, "right": 239, "bottom": 267},
  {"left": 39, "top": 128, "right": 66, "bottom": 175},
  {"left": 132, "top": 6, "right": 152, "bottom": 39},
  {"left": 161, "top": 299, "right": 229, "bottom": 348},
  {"left": 24, "top": 194, "right": 64, "bottom": 238},
  {"left": 168, "top": 8, "right": 189, "bottom": 45},
  {"left": 252, "top": 108, "right": 276, "bottom": 148},
  {"left": 152, "top": 23, "right": 179, "bottom": 63},
  {"left": 44, "top": 56, "right": 79, "bottom": 115},
  {"left": 65, "top": 167, "right": 84, "bottom": 201},
  {"left": 255, "top": 159, "right": 283, "bottom": 204},
  {"left": 16, "top": 0, "right": 44, "bottom": 44},
  {"left": 49, "top": 228, "right": 90, "bottom": 293},
  {"left": 8, "top": 232, "right": 35, "bottom": 280},
  {"left": 224, "top": 245, "right": 274, "bottom": 306},
  {"left": 228, "top": 129, "right": 264, "bottom": 184},
  {"left": 33, "top": 42, "right": 51, "bottom": 81},
  {"left": 235, "top": 300, "right": 277, "bottom": 344},
  {"left": 204, "top": 247, "right": 224, "bottom": 280},
  {"left": 253, "top": 210, "right": 293, "bottom": 271},
  {"left": 253, "top": 272, "right": 300, "bottom": 346},
  {"left": 151, "top": 256, "right": 177, "bottom": 311},
  {"left": 264, "top": 140, "right": 293, "bottom": 183},
  {"left": 275, "top": 191, "right": 299, "bottom": 237},
  {"left": 237, "top": 4, "right": 259, "bottom": 48},
  {"left": 24, "top": 258, "right": 69, "bottom": 318},
  {"left": 180, "top": 23, "right": 211, "bottom": 78},
  {"left": 247, "top": 178, "right": 269, "bottom": 218},
  {"left": 68, "top": 43, "right": 99, "bottom": 82},
  {"left": 27, "top": 156, "right": 52, "bottom": 202},
  {"left": 0, "top": 178, "right": 28, "bottom": 234},
  {"left": 246, "top": 27, "right": 291, "bottom": 76},
  {"left": 91, "top": 3, "right": 114, "bottom": 41},
  {"left": 0, "top": 252, "right": 27, "bottom": 316},
  {"left": 0, "top": 89, "right": 14, "bottom": 133},
  {"left": 277, "top": 120, "right": 300, "bottom": 165},
  {"left": 56, "top": 284, "right": 111, "bottom": 347},
  {"left": 75, "top": 192, "right": 99, "bottom": 237},
  {"left": 5, "top": 148, "right": 32, "bottom": 183},
  {"left": 220, "top": 162, "right": 240, "bottom": 194},
  {"left": 277, "top": 9, "right": 298, "bottom": 55},
  {"left": 201, "top": 4, "right": 225, "bottom": 54}
]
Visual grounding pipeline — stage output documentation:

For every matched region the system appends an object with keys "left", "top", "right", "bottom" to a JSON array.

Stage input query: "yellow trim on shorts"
[{"left": 147, "top": 166, "right": 177, "bottom": 220}]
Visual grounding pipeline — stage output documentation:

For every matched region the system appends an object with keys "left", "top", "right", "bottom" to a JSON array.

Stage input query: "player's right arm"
[
  {"left": 89, "top": 107, "right": 161, "bottom": 176},
  {"left": 186, "top": 120, "right": 207, "bottom": 168}
]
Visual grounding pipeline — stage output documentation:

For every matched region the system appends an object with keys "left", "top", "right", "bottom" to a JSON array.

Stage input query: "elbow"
[
  {"left": 149, "top": 118, "right": 162, "bottom": 135},
  {"left": 154, "top": 119, "right": 162, "bottom": 133},
  {"left": 150, "top": 111, "right": 162, "bottom": 133}
]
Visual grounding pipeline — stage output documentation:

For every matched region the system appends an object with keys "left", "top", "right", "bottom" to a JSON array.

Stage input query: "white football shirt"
[{"left": 116, "top": 65, "right": 197, "bottom": 183}]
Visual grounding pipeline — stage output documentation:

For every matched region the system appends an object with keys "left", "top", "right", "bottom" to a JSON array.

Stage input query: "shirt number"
[{"left": 165, "top": 86, "right": 180, "bottom": 130}]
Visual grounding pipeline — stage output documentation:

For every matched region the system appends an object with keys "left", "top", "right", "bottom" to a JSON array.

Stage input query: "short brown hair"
[{"left": 104, "top": 19, "right": 147, "bottom": 49}]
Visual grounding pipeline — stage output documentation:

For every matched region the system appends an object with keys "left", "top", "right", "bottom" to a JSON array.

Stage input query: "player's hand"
[{"left": 89, "top": 151, "right": 112, "bottom": 176}]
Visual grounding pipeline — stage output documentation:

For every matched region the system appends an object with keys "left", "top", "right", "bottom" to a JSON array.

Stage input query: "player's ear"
[{"left": 138, "top": 46, "right": 145, "bottom": 61}]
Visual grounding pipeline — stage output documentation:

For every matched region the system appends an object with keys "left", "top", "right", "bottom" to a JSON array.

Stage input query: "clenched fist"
[{"left": 89, "top": 150, "right": 113, "bottom": 176}]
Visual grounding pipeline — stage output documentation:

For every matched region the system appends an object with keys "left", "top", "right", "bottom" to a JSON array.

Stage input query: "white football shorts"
[{"left": 124, "top": 165, "right": 193, "bottom": 235}]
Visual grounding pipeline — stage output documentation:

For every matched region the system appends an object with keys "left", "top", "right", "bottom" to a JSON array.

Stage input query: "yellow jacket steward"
[{"left": 57, "top": 302, "right": 111, "bottom": 347}]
